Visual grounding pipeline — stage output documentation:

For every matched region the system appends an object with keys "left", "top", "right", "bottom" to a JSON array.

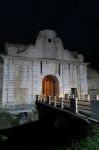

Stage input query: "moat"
[
  {"left": 0, "top": 119, "right": 91, "bottom": 150},
  {"left": 0, "top": 104, "right": 92, "bottom": 150},
  {"left": 0, "top": 98, "right": 99, "bottom": 150}
]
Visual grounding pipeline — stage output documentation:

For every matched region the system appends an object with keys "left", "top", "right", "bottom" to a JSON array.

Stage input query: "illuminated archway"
[{"left": 42, "top": 75, "right": 59, "bottom": 97}]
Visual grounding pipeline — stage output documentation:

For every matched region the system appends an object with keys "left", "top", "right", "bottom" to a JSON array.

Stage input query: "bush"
[
  {"left": 28, "top": 103, "right": 39, "bottom": 122},
  {"left": 0, "top": 111, "right": 19, "bottom": 129}
]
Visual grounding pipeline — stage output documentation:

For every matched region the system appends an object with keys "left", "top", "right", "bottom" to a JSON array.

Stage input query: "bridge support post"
[
  {"left": 88, "top": 94, "right": 90, "bottom": 101},
  {"left": 75, "top": 98, "right": 78, "bottom": 113},
  {"left": 54, "top": 96, "right": 56, "bottom": 107},
  {"left": 44, "top": 97, "right": 45, "bottom": 103},
  {"left": 96, "top": 94, "right": 99, "bottom": 100},
  {"left": 70, "top": 98, "right": 78, "bottom": 113},
  {"left": 49, "top": 96, "right": 51, "bottom": 104},
  {"left": 61, "top": 98, "right": 64, "bottom": 109}
]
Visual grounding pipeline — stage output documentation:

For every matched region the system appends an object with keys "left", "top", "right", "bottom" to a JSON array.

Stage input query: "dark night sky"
[{"left": 0, "top": 0, "right": 98, "bottom": 69}]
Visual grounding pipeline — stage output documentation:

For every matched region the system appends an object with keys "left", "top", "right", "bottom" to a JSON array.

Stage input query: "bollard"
[{"left": 61, "top": 98, "right": 64, "bottom": 109}]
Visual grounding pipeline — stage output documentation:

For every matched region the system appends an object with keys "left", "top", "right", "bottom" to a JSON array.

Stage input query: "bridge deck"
[{"left": 36, "top": 101, "right": 92, "bottom": 125}]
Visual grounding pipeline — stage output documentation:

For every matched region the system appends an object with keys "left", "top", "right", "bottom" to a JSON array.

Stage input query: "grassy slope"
[
  {"left": 55, "top": 124, "right": 99, "bottom": 150},
  {"left": 0, "top": 111, "right": 19, "bottom": 129}
]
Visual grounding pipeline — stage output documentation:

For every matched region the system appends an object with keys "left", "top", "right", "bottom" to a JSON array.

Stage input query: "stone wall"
[
  {"left": 2, "top": 57, "right": 33, "bottom": 104},
  {"left": 1, "top": 55, "right": 88, "bottom": 104},
  {"left": 62, "top": 63, "right": 88, "bottom": 99},
  {"left": 87, "top": 67, "right": 99, "bottom": 99},
  {"left": 79, "top": 65, "right": 88, "bottom": 99},
  {"left": 0, "top": 62, "right": 3, "bottom": 102}
]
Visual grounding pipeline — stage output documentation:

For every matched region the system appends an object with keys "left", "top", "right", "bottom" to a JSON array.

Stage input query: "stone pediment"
[
  {"left": 5, "top": 43, "right": 78, "bottom": 62},
  {"left": 62, "top": 49, "right": 78, "bottom": 61},
  {"left": 5, "top": 30, "right": 83, "bottom": 62}
]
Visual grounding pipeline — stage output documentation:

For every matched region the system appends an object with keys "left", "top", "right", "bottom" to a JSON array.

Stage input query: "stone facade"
[
  {"left": 87, "top": 67, "right": 99, "bottom": 99},
  {"left": 0, "top": 30, "right": 89, "bottom": 106},
  {"left": 0, "top": 59, "right": 3, "bottom": 103}
]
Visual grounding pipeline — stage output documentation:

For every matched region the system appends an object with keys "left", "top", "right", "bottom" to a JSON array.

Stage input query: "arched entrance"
[{"left": 42, "top": 75, "right": 59, "bottom": 97}]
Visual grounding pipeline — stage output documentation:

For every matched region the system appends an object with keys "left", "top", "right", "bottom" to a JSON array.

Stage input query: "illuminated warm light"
[
  {"left": 59, "top": 93, "right": 64, "bottom": 98},
  {"left": 42, "top": 75, "right": 59, "bottom": 97}
]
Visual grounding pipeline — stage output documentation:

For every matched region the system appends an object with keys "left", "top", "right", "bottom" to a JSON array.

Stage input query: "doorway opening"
[
  {"left": 71, "top": 88, "right": 77, "bottom": 98},
  {"left": 42, "top": 75, "right": 59, "bottom": 98}
]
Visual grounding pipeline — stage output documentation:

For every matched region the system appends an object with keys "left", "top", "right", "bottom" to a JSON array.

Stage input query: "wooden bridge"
[{"left": 35, "top": 95, "right": 99, "bottom": 125}]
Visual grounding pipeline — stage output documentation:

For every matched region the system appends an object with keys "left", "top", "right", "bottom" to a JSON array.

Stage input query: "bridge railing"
[
  {"left": 36, "top": 95, "right": 91, "bottom": 114},
  {"left": 77, "top": 100, "right": 91, "bottom": 114},
  {"left": 36, "top": 95, "right": 71, "bottom": 109}
]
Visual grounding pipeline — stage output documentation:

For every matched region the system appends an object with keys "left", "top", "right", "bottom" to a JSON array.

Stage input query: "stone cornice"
[{"left": 0, "top": 55, "right": 90, "bottom": 66}]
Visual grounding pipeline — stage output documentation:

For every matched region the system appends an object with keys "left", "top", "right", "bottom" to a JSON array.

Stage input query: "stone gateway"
[{"left": 0, "top": 30, "right": 97, "bottom": 111}]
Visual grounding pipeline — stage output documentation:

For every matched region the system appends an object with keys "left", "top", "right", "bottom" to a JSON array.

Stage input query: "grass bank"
[
  {"left": 0, "top": 111, "right": 19, "bottom": 129},
  {"left": 55, "top": 123, "right": 99, "bottom": 150}
]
